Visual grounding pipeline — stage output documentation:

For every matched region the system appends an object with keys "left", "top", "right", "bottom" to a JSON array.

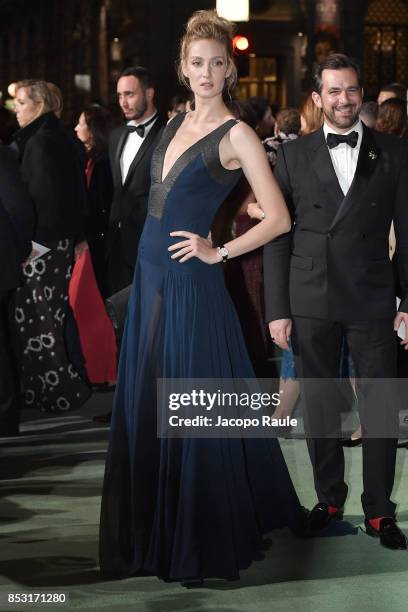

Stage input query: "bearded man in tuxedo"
[
  {"left": 264, "top": 54, "right": 408, "bottom": 549},
  {"left": 106, "top": 66, "right": 164, "bottom": 297}
]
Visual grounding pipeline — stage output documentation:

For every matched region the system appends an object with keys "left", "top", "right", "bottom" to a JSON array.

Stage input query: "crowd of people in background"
[{"left": 0, "top": 63, "right": 407, "bottom": 437}]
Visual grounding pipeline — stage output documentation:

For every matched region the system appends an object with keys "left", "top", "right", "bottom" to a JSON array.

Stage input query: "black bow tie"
[
  {"left": 326, "top": 131, "right": 358, "bottom": 149},
  {"left": 126, "top": 114, "right": 158, "bottom": 139},
  {"left": 127, "top": 124, "right": 145, "bottom": 137}
]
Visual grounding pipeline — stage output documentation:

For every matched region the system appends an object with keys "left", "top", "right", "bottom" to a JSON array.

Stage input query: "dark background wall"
[{"left": 0, "top": 0, "right": 406, "bottom": 125}]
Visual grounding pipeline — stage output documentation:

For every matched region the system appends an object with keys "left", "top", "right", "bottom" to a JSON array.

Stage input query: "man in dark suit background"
[
  {"left": 0, "top": 146, "right": 33, "bottom": 436},
  {"left": 106, "top": 66, "right": 164, "bottom": 296},
  {"left": 264, "top": 54, "right": 408, "bottom": 549}
]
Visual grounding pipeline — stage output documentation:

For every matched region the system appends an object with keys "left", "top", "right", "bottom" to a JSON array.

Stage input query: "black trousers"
[
  {"left": 0, "top": 291, "right": 19, "bottom": 435},
  {"left": 292, "top": 316, "right": 398, "bottom": 519},
  {"left": 106, "top": 236, "right": 134, "bottom": 298}
]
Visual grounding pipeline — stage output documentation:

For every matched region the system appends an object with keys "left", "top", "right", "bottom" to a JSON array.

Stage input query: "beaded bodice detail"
[{"left": 148, "top": 112, "right": 241, "bottom": 220}]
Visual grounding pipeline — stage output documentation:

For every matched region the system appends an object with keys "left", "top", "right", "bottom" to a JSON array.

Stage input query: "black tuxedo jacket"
[
  {"left": 264, "top": 125, "right": 408, "bottom": 321},
  {"left": 0, "top": 146, "right": 33, "bottom": 292},
  {"left": 107, "top": 117, "right": 164, "bottom": 268}
]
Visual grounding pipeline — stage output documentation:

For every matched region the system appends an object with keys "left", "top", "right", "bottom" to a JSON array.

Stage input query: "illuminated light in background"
[
  {"left": 233, "top": 35, "right": 249, "bottom": 52},
  {"left": 8, "top": 82, "right": 16, "bottom": 97},
  {"left": 216, "top": 0, "right": 249, "bottom": 22}
]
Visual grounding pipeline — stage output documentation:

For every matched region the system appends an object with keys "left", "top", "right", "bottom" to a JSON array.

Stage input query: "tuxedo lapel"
[
  {"left": 308, "top": 128, "right": 344, "bottom": 210},
  {"left": 114, "top": 127, "right": 129, "bottom": 186},
  {"left": 123, "top": 120, "right": 162, "bottom": 190},
  {"left": 329, "top": 125, "right": 379, "bottom": 230}
]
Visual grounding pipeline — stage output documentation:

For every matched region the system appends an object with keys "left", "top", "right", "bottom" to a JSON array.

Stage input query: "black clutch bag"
[{"left": 105, "top": 285, "right": 131, "bottom": 349}]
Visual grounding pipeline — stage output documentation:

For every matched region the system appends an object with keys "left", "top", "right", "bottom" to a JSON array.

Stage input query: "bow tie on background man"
[
  {"left": 127, "top": 124, "right": 146, "bottom": 138},
  {"left": 126, "top": 113, "right": 158, "bottom": 139},
  {"left": 326, "top": 131, "right": 358, "bottom": 149}
]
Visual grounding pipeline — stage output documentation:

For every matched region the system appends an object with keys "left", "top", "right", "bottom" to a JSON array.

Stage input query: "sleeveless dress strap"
[
  {"left": 162, "top": 112, "right": 187, "bottom": 142},
  {"left": 211, "top": 119, "right": 239, "bottom": 144},
  {"left": 203, "top": 119, "right": 241, "bottom": 186}
]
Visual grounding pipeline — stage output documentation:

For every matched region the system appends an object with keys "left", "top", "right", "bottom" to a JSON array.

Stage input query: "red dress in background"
[
  {"left": 69, "top": 250, "right": 117, "bottom": 383},
  {"left": 69, "top": 157, "right": 117, "bottom": 384}
]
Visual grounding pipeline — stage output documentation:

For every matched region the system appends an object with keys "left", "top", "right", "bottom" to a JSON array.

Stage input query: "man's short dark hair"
[
  {"left": 378, "top": 82, "right": 406, "bottom": 101},
  {"left": 313, "top": 53, "right": 362, "bottom": 94},
  {"left": 119, "top": 66, "right": 155, "bottom": 90}
]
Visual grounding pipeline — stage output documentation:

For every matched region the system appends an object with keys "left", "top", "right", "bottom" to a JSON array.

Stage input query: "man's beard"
[
  {"left": 324, "top": 104, "right": 360, "bottom": 130},
  {"left": 127, "top": 95, "right": 148, "bottom": 121}
]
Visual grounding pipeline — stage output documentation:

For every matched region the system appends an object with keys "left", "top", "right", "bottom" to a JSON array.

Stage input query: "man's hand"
[
  {"left": 394, "top": 311, "right": 408, "bottom": 350},
  {"left": 269, "top": 318, "right": 292, "bottom": 350},
  {"left": 247, "top": 202, "right": 264, "bottom": 221}
]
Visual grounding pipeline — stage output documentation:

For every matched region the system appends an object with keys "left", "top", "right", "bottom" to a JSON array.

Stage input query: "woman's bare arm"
[
  {"left": 168, "top": 121, "right": 291, "bottom": 265},
  {"left": 218, "top": 121, "right": 291, "bottom": 258}
]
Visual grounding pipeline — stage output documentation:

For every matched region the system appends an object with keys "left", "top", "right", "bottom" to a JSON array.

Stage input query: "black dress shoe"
[
  {"left": 365, "top": 517, "right": 407, "bottom": 550},
  {"left": 342, "top": 437, "right": 362, "bottom": 447},
  {"left": 307, "top": 502, "right": 344, "bottom": 532},
  {"left": 92, "top": 411, "right": 112, "bottom": 424}
]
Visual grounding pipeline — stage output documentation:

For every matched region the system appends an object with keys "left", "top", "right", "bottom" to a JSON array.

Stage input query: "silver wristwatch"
[{"left": 218, "top": 245, "right": 229, "bottom": 263}]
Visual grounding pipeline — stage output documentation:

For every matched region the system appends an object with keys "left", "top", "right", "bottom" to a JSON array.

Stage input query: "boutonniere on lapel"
[{"left": 368, "top": 150, "right": 378, "bottom": 161}]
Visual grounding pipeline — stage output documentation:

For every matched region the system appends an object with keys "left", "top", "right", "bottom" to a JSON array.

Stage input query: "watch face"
[{"left": 220, "top": 247, "right": 228, "bottom": 257}]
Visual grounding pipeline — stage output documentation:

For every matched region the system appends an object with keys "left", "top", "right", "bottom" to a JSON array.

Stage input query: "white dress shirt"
[
  {"left": 323, "top": 120, "right": 363, "bottom": 195},
  {"left": 120, "top": 112, "right": 158, "bottom": 184}
]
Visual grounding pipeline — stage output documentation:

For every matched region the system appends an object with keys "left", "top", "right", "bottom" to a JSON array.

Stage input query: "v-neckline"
[{"left": 160, "top": 113, "right": 236, "bottom": 184}]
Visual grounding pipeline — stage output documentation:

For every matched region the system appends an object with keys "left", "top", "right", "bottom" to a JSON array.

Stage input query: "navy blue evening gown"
[{"left": 99, "top": 112, "right": 303, "bottom": 582}]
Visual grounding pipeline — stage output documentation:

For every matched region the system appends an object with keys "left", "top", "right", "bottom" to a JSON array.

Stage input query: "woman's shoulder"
[
  {"left": 227, "top": 119, "right": 258, "bottom": 147},
  {"left": 26, "top": 117, "right": 63, "bottom": 146},
  {"left": 23, "top": 129, "right": 53, "bottom": 157}
]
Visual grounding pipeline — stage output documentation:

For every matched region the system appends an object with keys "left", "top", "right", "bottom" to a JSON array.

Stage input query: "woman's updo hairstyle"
[{"left": 178, "top": 10, "right": 238, "bottom": 98}]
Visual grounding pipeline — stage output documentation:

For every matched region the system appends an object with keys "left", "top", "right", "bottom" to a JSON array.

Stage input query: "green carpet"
[{"left": 1, "top": 393, "right": 408, "bottom": 611}]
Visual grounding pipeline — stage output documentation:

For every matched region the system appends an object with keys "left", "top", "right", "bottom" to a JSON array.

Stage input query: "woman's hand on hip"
[{"left": 168, "top": 231, "right": 221, "bottom": 264}]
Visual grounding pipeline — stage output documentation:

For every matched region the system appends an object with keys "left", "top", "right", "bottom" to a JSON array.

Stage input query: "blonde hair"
[
  {"left": 15, "top": 79, "right": 54, "bottom": 116},
  {"left": 178, "top": 10, "right": 237, "bottom": 96},
  {"left": 46, "top": 82, "right": 64, "bottom": 117}
]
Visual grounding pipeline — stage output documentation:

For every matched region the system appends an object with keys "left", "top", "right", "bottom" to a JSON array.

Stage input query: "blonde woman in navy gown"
[{"left": 100, "top": 10, "right": 304, "bottom": 584}]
